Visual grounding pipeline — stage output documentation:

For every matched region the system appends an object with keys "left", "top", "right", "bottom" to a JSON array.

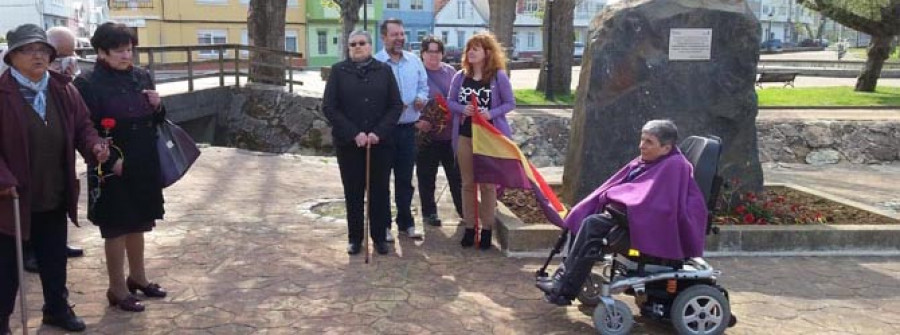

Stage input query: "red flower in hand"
[{"left": 100, "top": 118, "right": 116, "bottom": 131}]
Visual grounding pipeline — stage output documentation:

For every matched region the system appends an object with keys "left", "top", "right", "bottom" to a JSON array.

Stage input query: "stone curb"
[
  {"left": 517, "top": 105, "right": 900, "bottom": 110},
  {"left": 496, "top": 183, "right": 900, "bottom": 257}
]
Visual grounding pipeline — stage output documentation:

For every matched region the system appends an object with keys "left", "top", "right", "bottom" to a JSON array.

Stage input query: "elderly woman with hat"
[{"left": 0, "top": 24, "right": 109, "bottom": 333}]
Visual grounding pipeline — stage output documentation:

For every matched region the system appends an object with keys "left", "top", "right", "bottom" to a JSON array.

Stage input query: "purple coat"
[
  {"left": 447, "top": 69, "right": 516, "bottom": 151},
  {"left": 563, "top": 149, "right": 708, "bottom": 259},
  {"left": 0, "top": 70, "right": 103, "bottom": 239}
]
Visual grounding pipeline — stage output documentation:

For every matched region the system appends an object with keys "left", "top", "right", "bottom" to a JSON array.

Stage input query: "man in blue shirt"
[{"left": 375, "top": 18, "right": 430, "bottom": 241}]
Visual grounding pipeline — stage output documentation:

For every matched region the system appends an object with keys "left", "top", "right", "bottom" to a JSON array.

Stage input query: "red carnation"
[
  {"left": 101, "top": 118, "right": 116, "bottom": 131},
  {"left": 735, "top": 205, "right": 747, "bottom": 214},
  {"left": 743, "top": 213, "right": 755, "bottom": 224}
]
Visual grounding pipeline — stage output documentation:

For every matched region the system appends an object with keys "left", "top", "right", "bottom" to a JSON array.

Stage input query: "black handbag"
[{"left": 156, "top": 119, "right": 200, "bottom": 188}]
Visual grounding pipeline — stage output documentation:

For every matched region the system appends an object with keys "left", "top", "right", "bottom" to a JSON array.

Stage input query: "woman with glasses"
[
  {"left": 415, "top": 36, "right": 463, "bottom": 227},
  {"left": 0, "top": 23, "right": 109, "bottom": 333},
  {"left": 323, "top": 30, "right": 403, "bottom": 256},
  {"left": 73, "top": 21, "right": 167, "bottom": 313},
  {"left": 447, "top": 32, "right": 516, "bottom": 250}
]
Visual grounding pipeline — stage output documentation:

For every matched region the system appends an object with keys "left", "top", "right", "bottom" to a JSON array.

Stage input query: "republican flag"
[{"left": 469, "top": 98, "right": 567, "bottom": 227}]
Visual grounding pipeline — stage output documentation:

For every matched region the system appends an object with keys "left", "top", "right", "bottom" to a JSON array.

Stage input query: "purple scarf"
[{"left": 563, "top": 148, "right": 708, "bottom": 259}]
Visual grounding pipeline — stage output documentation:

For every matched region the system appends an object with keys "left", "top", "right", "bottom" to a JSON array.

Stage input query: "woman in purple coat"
[
  {"left": 74, "top": 22, "right": 167, "bottom": 313},
  {"left": 447, "top": 33, "right": 516, "bottom": 250}
]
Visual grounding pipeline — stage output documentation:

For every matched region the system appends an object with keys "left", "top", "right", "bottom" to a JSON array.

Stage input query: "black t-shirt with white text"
[{"left": 457, "top": 77, "right": 492, "bottom": 137}]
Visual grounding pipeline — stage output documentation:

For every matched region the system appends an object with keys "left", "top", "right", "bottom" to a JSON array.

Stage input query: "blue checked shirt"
[{"left": 375, "top": 49, "right": 429, "bottom": 124}]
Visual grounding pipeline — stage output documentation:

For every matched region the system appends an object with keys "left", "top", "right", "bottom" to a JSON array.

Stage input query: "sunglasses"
[{"left": 349, "top": 41, "right": 368, "bottom": 47}]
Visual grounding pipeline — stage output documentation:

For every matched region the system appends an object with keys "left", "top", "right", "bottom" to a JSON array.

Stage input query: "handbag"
[{"left": 156, "top": 119, "right": 200, "bottom": 188}]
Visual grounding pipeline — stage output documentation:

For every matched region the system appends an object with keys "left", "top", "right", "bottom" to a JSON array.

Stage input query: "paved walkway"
[{"left": 6, "top": 148, "right": 899, "bottom": 334}]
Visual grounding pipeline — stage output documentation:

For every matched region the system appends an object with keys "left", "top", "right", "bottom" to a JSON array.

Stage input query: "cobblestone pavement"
[{"left": 7, "top": 147, "right": 899, "bottom": 334}]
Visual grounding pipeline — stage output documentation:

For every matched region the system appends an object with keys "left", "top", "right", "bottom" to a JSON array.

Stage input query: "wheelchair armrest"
[{"left": 605, "top": 202, "right": 628, "bottom": 226}]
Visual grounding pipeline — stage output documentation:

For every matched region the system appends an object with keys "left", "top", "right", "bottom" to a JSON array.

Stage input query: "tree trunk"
[
  {"left": 488, "top": 0, "right": 517, "bottom": 59},
  {"left": 536, "top": 0, "right": 576, "bottom": 97},
  {"left": 815, "top": 14, "right": 826, "bottom": 40},
  {"left": 248, "top": 0, "right": 288, "bottom": 85},
  {"left": 856, "top": 34, "right": 895, "bottom": 92},
  {"left": 338, "top": 0, "right": 361, "bottom": 61}
]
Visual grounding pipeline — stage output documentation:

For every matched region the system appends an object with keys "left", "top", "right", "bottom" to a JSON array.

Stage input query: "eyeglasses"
[
  {"left": 16, "top": 46, "right": 53, "bottom": 56},
  {"left": 349, "top": 41, "right": 368, "bottom": 47},
  {"left": 423, "top": 50, "right": 443, "bottom": 55}
]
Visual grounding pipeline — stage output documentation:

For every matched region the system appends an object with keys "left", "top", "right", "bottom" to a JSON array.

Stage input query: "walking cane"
[
  {"left": 364, "top": 143, "right": 372, "bottom": 264},
  {"left": 11, "top": 191, "right": 28, "bottom": 335}
]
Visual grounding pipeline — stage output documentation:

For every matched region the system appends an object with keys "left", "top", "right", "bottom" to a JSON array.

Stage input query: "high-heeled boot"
[{"left": 460, "top": 228, "right": 476, "bottom": 247}]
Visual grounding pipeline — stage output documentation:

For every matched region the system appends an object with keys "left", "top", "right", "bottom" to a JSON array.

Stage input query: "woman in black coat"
[
  {"left": 323, "top": 30, "right": 403, "bottom": 256},
  {"left": 74, "top": 22, "right": 165, "bottom": 313}
]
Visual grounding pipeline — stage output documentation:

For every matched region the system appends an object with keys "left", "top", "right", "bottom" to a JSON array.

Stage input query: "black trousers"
[
  {"left": 558, "top": 213, "right": 628, "bottom": 298},
  {"left": 415, "top": 139, "right": 463, "bottom": 218},
  {"left": 336, "top": 144, "right": 393, "bottom": 245},
  {"left": 1, "top": 209, "right": 70, "bottom": 319}
]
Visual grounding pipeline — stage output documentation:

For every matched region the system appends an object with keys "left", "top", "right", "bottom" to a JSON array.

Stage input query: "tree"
[
  {"left": 488, "top": 0, "right": 518, "bottom": 59},
  {"left": 536, "top": 0, "right": 577, "bottom": 97},
  {"left": 797, "top": 0, "right": 900, "bottom": 92},
  {"left": 248, "top": 0, "right": 288, "bottom": 85},
  {"left": 328, "top": 0, "right": 362, "bottom": 60}
]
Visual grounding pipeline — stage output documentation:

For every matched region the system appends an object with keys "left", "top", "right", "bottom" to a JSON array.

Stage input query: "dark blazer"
[
  {"left": 322, "top": 58, "right": 403, "bottom": 147},
  {"left": 0, "top": 70, "right": 103, "bottom": 239}
]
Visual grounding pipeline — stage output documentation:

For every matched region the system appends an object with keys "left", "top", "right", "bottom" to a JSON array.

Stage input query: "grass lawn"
[
  {"left": 757, "top": 86, "right": 900, "bottom": 106},
  {"left": 849, "top": 48, "right": 900, "bottom": 63},
  {"left": 514, "top": 89, "right": 575, "bottom": 105}
]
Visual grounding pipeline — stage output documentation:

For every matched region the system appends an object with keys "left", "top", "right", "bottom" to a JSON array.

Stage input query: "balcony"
[{"left": 108, "top": 0, "right": 154, "bottom": 9}]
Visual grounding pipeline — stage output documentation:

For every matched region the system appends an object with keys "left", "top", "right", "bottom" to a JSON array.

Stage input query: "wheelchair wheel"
[
  {"left": 577, "top": 272, "right": 604, "bottom": 306},
  {"left": 670, "top": 285, "right": 731, "bottom": 335},
  {"left": 592, "top": 299, "right": 633, "bottom": 335}
]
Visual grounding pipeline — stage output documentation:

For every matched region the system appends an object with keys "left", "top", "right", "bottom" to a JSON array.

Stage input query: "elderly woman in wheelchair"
[{"left": 536, "top": 120, "right": 735, "bottom": 335}]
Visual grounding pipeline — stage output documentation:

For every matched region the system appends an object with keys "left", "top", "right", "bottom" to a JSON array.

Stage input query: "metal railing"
[{"left": 76, "top": 44, "right": 305, "bottom": 92}]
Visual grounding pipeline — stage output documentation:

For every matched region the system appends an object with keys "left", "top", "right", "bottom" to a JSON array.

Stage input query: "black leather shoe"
[
  {"left": 374, "top": 242, "right": 389, "bottom": 255},
  {"left": 544, "top": 293, "right": 572, "bottom": 306},
  {"left": 460, "top": 228, "right": 476, "bottom": 247},
  {"left": 424, "top": 214, "right": 442, "bottom": 227},
  {"left": 42, "top": 306, "right": 86, "bottom": 332},
  {"left": 535, "top": 280, "right": 555, "bottom": 294},
  {"left": 347, "top": 243, "right": 361, "bottom": 255},
  {"left": 23, "top": 253, "right": 39, "bottom": 273},
  {"left": 66, "top": 245, "right": 84, "bottom": 258},
  {"left": 479, "top": 229, "right": 493, "bottom": 250}
]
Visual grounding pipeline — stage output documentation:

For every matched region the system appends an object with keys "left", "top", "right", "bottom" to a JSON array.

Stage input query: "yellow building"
[{"left": 108, "top": 0, "right": 306, "bottom": 64}]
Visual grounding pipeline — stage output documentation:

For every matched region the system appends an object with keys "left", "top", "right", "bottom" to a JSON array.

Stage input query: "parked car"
[
  {"left": 408, "top": 41, "right": 422, "bottom": 57},
  {"left": 443, "top": 47, "right": 462, "bottom": 63},
  {"left": 573, "top": 41, "right": 585, "bottom": 59},
  {"left": 761, "top": 39, "right": 783, "bottom": 52}
]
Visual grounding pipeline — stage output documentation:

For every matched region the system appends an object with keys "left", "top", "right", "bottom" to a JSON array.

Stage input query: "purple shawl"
[{"left": 563, "top": 148, "right": 708, "bottom": 259}]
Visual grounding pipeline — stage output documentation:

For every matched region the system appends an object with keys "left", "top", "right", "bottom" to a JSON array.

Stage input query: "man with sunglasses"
[{"left": 0, "top": 23, "right": 110, "bottom": 333}]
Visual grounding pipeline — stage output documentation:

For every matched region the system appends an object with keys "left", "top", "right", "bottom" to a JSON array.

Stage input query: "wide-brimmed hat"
[{"left": 4, "top": 24, "right": 57, "bottom": 65}]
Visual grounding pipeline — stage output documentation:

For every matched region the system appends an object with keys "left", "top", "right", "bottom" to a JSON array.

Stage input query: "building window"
[
  {"left": 457, "top": 1, "right": 466, "bottom": 19},
  {"left": 576, "top": 1, "right": 590, "bottom": 19},
  {"left": 457, "top": 31, "right": 466, "bottom": 48},
  {"left": 386, "top": 0, "right": 399, "bottom": 9},
  {"left": 417, "top": 30, "right": 427, "bottom": 42},
  {"left": 411, "top": 0, "right": 423, "bottom": 10},
  {"left": 197, "top": 30, "right": 227, "bottom": 56},
  {"left": 285, "top": 32, "right": 298, "bottom": 52},
  {"left": 317, "top": 30, "right": 328, "bottom": 55},
  {"left": 512, "top": 32, "right": 518, "bottom": 48},
  {"left": 441, "top": 31, "right": 449, "bottom": 44},
  {"left": 524, "top": 0, "right": 541, "bottom": 14},
  {"left": 527, "top": 32, "right": 536, "bottom": 48}
]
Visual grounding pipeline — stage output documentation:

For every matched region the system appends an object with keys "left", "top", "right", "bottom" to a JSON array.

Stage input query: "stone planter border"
[{"left": 498, "top": 183, "right": 900, "bottom": 258}]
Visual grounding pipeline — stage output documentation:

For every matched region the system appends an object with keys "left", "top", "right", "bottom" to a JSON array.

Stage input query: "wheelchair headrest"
[{"left": 678, "top": 135, "right": 722, "bottom": 204}]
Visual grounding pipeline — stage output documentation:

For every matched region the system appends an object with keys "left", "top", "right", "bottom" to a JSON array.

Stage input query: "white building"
[
  {"left": 749, "top": 0, "right": 819, "bottom": 43},
  {"left": 433, "top": 0, "right": 490, "bottom": 51},
  {"left": 433, "top": 0, "right": 607, "bottom": 59},
  {"left": 0, "top": 0, "right": 102, "bottom": 37}
]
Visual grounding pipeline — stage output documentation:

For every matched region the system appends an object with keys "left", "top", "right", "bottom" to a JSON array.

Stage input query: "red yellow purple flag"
[{"left": 469, "top": 104, "right": 567, "bottom": 227}]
